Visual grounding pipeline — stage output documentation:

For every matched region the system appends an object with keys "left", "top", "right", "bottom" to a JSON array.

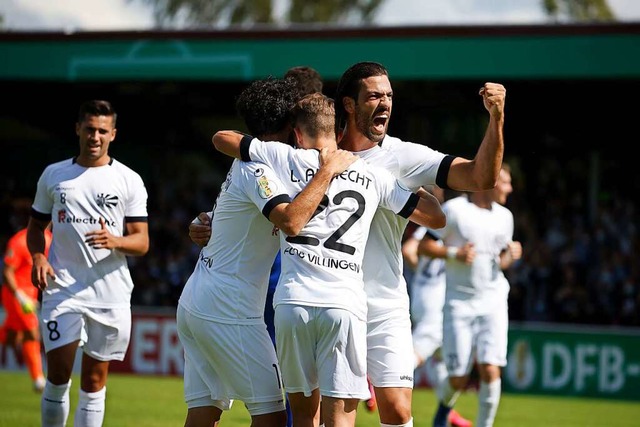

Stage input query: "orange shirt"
[{"left": 3, "top": 227, "right": 52, "bottom": 299}]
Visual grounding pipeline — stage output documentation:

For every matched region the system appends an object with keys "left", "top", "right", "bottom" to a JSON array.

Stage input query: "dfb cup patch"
[{"left": 258, "top": 175, "right": 277, "bottom": 199}]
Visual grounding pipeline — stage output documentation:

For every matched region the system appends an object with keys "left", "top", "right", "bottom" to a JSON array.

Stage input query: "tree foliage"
[
  {"left": 288, "top": 0, "right": 383, "bottom": 24},
  {"left": 136, "top": 0, "right": 385, "bottom": 27},
  {"left": 135, "top": 0, "right": 617, "bottom": 28},
  {"left": 542, "top": 0, "right": 615, "bottom": 22}
]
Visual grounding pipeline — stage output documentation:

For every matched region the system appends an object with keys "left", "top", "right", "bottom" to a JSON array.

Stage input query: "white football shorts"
[
  {"left": 177, "top": 305, "right": 286, "bottom": 415},
  {"left": 274, "top": 304, "right": 370, "bottom": 400},
  {"left": 40, "top": 299, "right": 131, "bottom": 361},
  {"left": 366, "top": 310, "right": 415, "bottom": 388},
  {"left": 442, "top": 299, "right": 508, "bottom": 377}
]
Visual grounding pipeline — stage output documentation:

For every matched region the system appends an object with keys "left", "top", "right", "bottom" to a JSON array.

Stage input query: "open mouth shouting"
[{"left": 372, "top": 109, "right": 389, "bottom": 135}]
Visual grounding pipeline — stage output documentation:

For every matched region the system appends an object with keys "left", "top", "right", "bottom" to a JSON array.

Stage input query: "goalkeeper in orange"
[{"left": 2, "top": 225, "right": 52, "bottom": 392}]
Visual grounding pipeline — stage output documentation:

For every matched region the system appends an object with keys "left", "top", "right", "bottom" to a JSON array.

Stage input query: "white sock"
[
  {"left": 74, "top": 387, "right": 106, "bottom": 427},
  {"left": 381, "top": 417, "right": 413, "bottom": 427},
  {"left": 477, "top": 379, "right": 501, "bottom": 427},
  {"left": 438, "top": 378, "right": 460, "bottom": 408},
  {"left": 41, "top": 380, "right": 71, "bottom": 427},
  {"left": 425, "top": 356, "right": 448, "bottom": 393}
]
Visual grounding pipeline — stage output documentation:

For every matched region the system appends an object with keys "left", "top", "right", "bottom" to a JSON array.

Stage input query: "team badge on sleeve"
[{"left": 257, "top": 175, "right": 277, "bottom": 199}]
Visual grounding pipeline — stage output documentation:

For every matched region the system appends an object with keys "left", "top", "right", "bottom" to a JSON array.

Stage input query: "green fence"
[{"left": 504, "top": 323, "right": 640, "bottom": 400}]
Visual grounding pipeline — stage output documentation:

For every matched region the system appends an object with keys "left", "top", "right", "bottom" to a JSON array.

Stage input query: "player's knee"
[
  {"left": 478, "top": 364, "right": 501, "bottom": 383},
  {"left": 184, "top": 404, "right": 223, "bottom": 427},
  {"left": 377, "top": 393, "right": 412, "bottom": 424},
  {"left": 248, "top": 403, "right": 287, "bottom": 427},
  {"left": 80, "top": 368, "right": 109, "bottom": 392},
  {"left": 449, "top": 376, "right": 467, "bottom": 391},
  {"left": 47, "top": 368, "right": 74, "bottom": 385}
]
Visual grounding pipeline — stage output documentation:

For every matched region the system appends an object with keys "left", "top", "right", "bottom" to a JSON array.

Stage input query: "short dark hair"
[
  {"left": 78, "top": 100, "right": 117, "bottom": 126},
  {"left": 235, "top": 77, "right": 301, "bottom": 138},
  {"left": 291, "top": 93, "right": 335, "bottom": 139},
  {"left": 284, "top": 66, "right": 323, "bottom": 96},
  {"left": 334, "top": 62, "right": 388, "bottom": 135}
]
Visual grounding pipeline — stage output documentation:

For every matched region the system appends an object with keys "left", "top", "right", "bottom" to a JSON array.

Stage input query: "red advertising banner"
[
  {"left": 111, "top": 308, "right": 184, "bottom": 376},
  {"left": 0, "top": 307, "right": 185, "bottom": 376}
]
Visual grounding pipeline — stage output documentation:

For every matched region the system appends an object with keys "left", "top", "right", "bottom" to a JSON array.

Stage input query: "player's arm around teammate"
[
  {"left": 214, "top": 130, "right": 446, "bottom": 231},
  {"left": 189, "top": 212, "right": 213, "bottom": 247},
  {"left": 268, "top": 147, "right": 358, "bottom": 236}
]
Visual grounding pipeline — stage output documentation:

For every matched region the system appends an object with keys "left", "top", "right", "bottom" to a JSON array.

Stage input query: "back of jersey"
[
  {"left": 179, "top": 160, "right": 282, "bottom": 324},
  {"left": 275, "top": 155, "right": 411, "bottom": 321}
]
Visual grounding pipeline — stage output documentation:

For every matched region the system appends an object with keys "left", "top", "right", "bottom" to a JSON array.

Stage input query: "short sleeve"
[
  {"left": 240, "top": 162, "right": 291, "bottom": 218},
  {"left": 31, "top": 167, "right": 54, "bottom": 217},
  {"left": 391, "top": 139, "right": 449, "bottom": 189},
  {"left": 373, "top": 165, "right": 414, "bottom": 215},
  {"left": 247, "top": 138, "right": 293, "bottom": 174},
  {"left": 125, "top": 172, "right": 149, "bottom": 220}
]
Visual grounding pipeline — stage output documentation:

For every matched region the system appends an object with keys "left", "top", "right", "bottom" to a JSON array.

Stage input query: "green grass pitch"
[{"left": 1, "top": 370, "right": 639, "bottom": 426}]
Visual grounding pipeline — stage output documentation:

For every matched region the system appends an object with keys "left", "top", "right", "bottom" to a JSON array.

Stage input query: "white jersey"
[
  {"left": 245, "top": 137, "right": 419, "bottom": 321},
  {"left": 179, "top": 159, "right": 289, "bottom": 325},
  {"left": 410, "top": 226, "right": 448, "bottom": 361},
  {"left": 409, "top": 226, "right": 446, "bottom": 324},
  {"left": 440, "top": 195, "right": 513, "bottom": 312},
  {"left": 354, "top": 135, "right": 451, "bottom": 321},
  {"left": 31, "top": 157, "right": 148, "bottom": 308}
]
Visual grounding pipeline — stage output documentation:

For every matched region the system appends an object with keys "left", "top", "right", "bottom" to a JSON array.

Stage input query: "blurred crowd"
[
  {"left": 504, "top": 155, "right": 639, "bottom": 326},
  {"left": 2, "top": 152, "right": 638, "bottom": 327}
]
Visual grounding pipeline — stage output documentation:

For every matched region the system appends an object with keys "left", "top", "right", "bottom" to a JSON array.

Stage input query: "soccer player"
[
  {"left": 334, "top": 61, "right": 506, "bottom": 427},
  {"left": 177, "top": 78, "right": 357, "bottom": 427},
  {"left": 421, "top": 165, "right": 522, "bottom": 427},
  {"left": 401, "top": 187, "right": 472, "bottom": 427},
  {"left": 27, "top": 100, "right": 150, "bottom": 427},
  {"left": 187, "top": 66, "right": 325, "bottom": 427},
  {"left": 2, "top": 224, "right": 52, "bottom": 392},
  {"left": 213, "top": 92, "right": 446, "bottom": 427},
  {"left": 284, "top": 65, "right": 323, "bottom": 96}
]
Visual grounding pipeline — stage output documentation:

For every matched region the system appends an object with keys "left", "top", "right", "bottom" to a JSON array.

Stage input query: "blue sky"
[{"left": 1, "top": 0, "right": 639, "bottom": 31}]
